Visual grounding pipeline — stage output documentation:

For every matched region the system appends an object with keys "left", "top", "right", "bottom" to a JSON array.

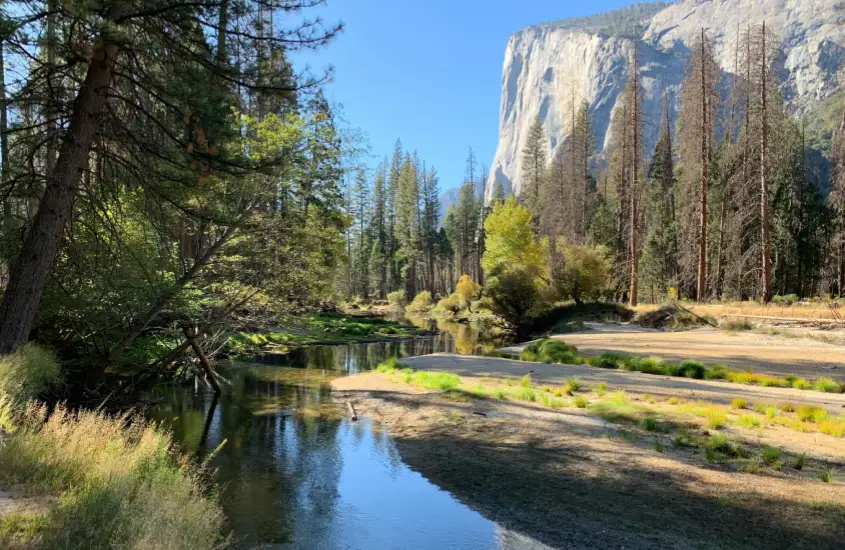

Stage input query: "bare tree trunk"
[
  {"left": 0, "top": 35, "right": 120, "bottom": 354},
  {"left": 759, "top": 23, "right": 773, "bottom": 303},
  {"left": 696, "top": 29, "right": 709, "bottom": 301},
  {"left": 628, "top": 47, "right": 640, "bottom": 308}
]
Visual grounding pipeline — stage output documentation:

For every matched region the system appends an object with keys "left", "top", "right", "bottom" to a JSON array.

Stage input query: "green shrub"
[
  {"left": 486, "top": 268, "right": 543, "bottom": 328},
  {"left": 519, "top": 339, "right": 582, "bottom": 364},
  {"left": 387, "top": 290, "right": 407, "bottom": 307},
  {"left": 674, "top": 360, "right": 706, "bottom": 379},
  {"left": 407, "top": 291, "right": 433, "bottom": 312},
  {"left": 814, "top": 377, "right": 842, "bottom": 393},
  {"left": 731, "top": 398, "right": 747, "bottom": 410},
  {"left": 590, "top": 353, "right": 626, "bottom": 369},
  {"left": 434, "top": 293, "right": 462, "bottom": 314}
]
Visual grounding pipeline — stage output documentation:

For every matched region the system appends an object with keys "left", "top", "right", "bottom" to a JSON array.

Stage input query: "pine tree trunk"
[
  {"left": 697, "top": 29, "right": 708, "bottom": 301},
  {"left": 0, "top": 37, "right": 120, "bottom": 354},
  {"left": 217, "top": 0, "right": 229, "bottom": 64},
  {"left": 759, "top": 23, "right": 773, "bottom": 303}
]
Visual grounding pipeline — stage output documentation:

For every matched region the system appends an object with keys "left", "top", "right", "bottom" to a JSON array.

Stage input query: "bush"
[
  {"left": 387, "top": 290, "right": 407, "bottom": 307},
  {"left": 434, "top": 293, "right": 462, "bottom": 315},
  {"left": 556, "top": 240, "right": 611, "bottom": 303},
  {"left": 486, "top": 268, "right": 543, "bottom": 328},
  {"left": 520, "top": 339, "right": 582, "bottom": 364},
  {"left": 773, "top": 294, "right": 800, "bottom": 305},
  {"left": 455, "top": 275, "right": 481, "bottom": 309},
  {"left": 674, "top": 360, "right": 707, "bottom": 379},
  {"left": 406, "top": 291, "right": 433, "bottom": 312}
]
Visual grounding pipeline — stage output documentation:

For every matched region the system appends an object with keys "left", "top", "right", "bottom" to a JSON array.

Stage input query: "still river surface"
[{"left": 149, "top": 316, "right": 554, "bottom": 550}]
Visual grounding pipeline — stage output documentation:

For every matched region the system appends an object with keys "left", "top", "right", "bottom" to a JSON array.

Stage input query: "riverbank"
[{"left": 332, "top": 358, "right": 845, "bottom": 549}]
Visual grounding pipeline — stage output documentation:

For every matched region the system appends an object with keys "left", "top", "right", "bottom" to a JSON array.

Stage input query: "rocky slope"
[{"left": 486, "top": 0, "right": 844, "bottom": 200}]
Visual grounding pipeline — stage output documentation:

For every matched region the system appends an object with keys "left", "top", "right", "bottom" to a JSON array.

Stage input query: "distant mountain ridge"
[{"left": 486, "top": 0, "right": 845, "bottom": 199}]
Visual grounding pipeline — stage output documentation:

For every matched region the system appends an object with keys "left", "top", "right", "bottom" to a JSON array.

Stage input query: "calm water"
[{"left": 149, "top": 318, "right": 550, "bottom": 549}]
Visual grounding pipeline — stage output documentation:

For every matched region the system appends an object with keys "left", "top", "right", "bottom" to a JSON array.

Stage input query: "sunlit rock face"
[{"left": 486, "top": 0, "right": 844, "bottom": 200}]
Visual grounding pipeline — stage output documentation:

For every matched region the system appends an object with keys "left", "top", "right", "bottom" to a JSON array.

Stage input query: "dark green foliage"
[
  {"left": 486, "top": 268, "right": 542, "bottom": 329},
  {"left": 520, "top": 339, "right": 583, "bottom": 365}
]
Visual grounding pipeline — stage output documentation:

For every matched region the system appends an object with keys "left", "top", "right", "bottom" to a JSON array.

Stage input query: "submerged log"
[
  {"left": 184, "top": 327, "right": 221, "bottom": 395},
  {"left": 346, "top": 400, "right": 358, "bottom": 421}
]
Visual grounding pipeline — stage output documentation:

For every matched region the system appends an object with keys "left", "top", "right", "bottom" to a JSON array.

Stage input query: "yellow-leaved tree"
[
  {"left": 482, "top": 196, "right": 548, "bottom": 278},
  {"left": 482, "top": 196, "right": 549, "bottom": 329}
]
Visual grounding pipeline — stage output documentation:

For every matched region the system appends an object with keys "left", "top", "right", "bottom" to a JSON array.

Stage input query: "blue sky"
[{"left": 296, "top": 0, "right": 640, "bottom": 191}]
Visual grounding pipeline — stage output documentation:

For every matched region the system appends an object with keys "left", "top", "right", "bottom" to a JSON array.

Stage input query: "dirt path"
[
  {"left": 405, "top": 353, "right": 845, "bottom": 414},
  {"left": 333, "top": 373, "right": 845, "bottom": 550},
  {"left": 501, "top": 323, "right": 845, "bottom": 380}
]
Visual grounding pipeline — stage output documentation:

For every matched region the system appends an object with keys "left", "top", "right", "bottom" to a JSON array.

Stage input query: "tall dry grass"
[{"left": 0, "top": 344, "right": 227, "bottom": 549}]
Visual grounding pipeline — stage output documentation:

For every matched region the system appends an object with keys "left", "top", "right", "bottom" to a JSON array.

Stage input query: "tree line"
[
  {"left": 519, "top": 25, "right": 844, "bottom": 306},
  {"left": 339, "top": 143, "right": 496, "bottom": 303}
]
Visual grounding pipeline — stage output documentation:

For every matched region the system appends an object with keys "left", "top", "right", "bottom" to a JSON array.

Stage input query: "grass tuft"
[
  {"left": 731, "top": 398, "right": 747, "bottom": 410},
  {"left": 739, "top": 414, "right": 761, "bottom": 428},
  {"left": 820, "top": 468, "right": 837, "bottom": 484}
]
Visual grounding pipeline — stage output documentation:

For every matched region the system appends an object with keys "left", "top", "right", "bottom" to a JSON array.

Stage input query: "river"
[{"left": 149, "top": 316, "right": 552, "bottom": 549}]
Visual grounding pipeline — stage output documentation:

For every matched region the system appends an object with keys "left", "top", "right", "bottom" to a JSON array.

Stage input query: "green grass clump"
[
  {"left": 376, "top": 358, "right": 459, "bottom": 390},
  {"left": 797, "top": 405, "right": 829, "bottom": 423},
  {"left": 564, "top": 376, "right": 581, "bottom": 392},
  {"left": 706, "top": 409, "right": 728, "bottom": 429},
  {"left": 778, "top": 402, "right": 796, "bottom": 413},
  {"left": 814, "top": 377, "right": 843, "bottom": 393},
  {"left": 589, "top": 353, "right": 627, "bottom": 369},
  {"left": 520, "top": 374, "right": 533, "bottom": 388},
  {"left": 595, "top": 381, "right": 608, "bottom": 396},
  {"left": 820, "top": 468, "right": 837, "bottom": 484},
  {"left": 791, "top": 378, "right": 812, "bottom": 390},
  {"left": 519, "top": 388, "right": 537, "bottom": 402},
  {"left": 731, "top": 398, "right": 747, "bottom": 410},
  {"left": 762, "top": 446, "right": 783, "bottom": 465},
  {"left": 704, "top": 434, "right": 747, "bottom": 463},
  {"left": 641, "top": 416, "right": 659, "bottom": 432},
  {"left": 793, "top": 454, "right": 806, "bottom": 470},
  {"left": 495, "top": 390, "right": 506, "bottom": 400},
  {"left": 519, "top": 339, "right": 583, "bottom": 365},
  {"left": 574, "top": 396, "right": 589, "bottom": 408},
  {"left": 739, "top": 414, "right": 761, "bottom": 428}
]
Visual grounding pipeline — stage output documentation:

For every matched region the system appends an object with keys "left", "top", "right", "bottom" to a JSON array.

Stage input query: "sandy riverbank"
[{"left": 332, "top": 357, "right": 845, "bottom": 549}]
